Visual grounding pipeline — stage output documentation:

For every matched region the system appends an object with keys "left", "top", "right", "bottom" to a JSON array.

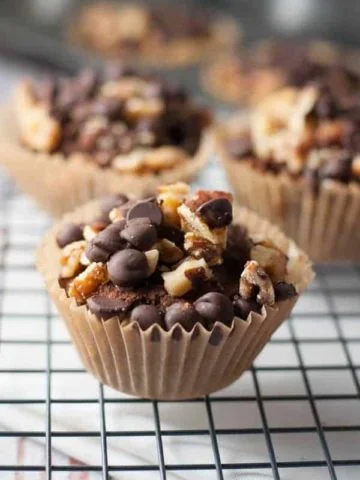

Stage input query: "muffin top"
[
  {"left": 69, "top": 2, "right": 238, "bottom": 62},
  {"left": 222, "top": 79, "right": 360, "bottom": 190},
  {"left": 56, "top": 183, "right": 297, "bottom": 331},
  {"left": 204, "top": 40, "right": 359, "bottom": 104},
  {"left": 15, "top": 68, "right": 211, "bottom": 174}
]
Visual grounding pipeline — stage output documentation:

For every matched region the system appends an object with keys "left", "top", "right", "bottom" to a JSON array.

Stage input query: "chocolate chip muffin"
[
  {"left": 202, "top": 39, "right": 359, "bottom": 105},
  {"left": 37, "top": 183, "right": 313, "bottom": 399},
  {"left": 68, "top": 3, "right": 239, "bottom": 67},
  {"left": 217, "top": 80, "right": 360, "bottom": 262},
  {"left": 0, "top": 68, "right": 211, "bottom": 216}
]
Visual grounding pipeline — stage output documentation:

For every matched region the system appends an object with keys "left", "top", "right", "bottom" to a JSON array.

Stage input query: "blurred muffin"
[
  {"left": 216, "top": 79, "right": 360, "bottom": 262},
  {"left": 202, "top": 39, "right": 359, "bottom": 105},
  {"left": 68, "top": 2, "right": 239, "bottom": 67},
  {"left": 0, "top": 68, "right": 211, "bottom": 216},
  {"left": 37, "top": 183, "right": 312, "bottom": 399}
]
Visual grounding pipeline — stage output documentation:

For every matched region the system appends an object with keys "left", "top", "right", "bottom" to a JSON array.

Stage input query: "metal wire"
[{"left": 0, "top": 176, "right": 360, "bottom": 479}]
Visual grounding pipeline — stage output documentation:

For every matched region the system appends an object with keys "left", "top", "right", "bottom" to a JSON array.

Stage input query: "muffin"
[
  {"left": 37, "top": 183, "right": 313, "bottom": 399},
  {"left": 217, "top": 80, "right": 360, "bottom": 262},
  {"left": 202, "top": 39, "right": 359, "bottom": 105},
  {"left": 0, "top": 68, "right": 211, "bottom": 216},
  {"left": 68, "top": 3, "right": 239, "bottom": 68}
]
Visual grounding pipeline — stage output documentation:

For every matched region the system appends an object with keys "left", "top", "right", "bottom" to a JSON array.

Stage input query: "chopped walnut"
[
  {"left": 68, "top": 262, "right": 108, "bottom": 304},
  {"left": 158, "top": 182, "right": 190, "bottom": 227},
  {"left": 162, "top": 257, "right": 212, "bottom": 297},
  {"left": 157, "top": 239, "right": 184, "bottom": 264},
  {"left": 250, "top": 239, "right": 288, "bottom": 283},
  {"left": 184, "top": 232, "right": 222, "bottom": 265},
  {"left": 83, "top": 223, "right": 105, "bottom": 241},
  {"left": 60, "top": 240, "right": 87, "bottom": 278},
  {"left": 16, "top": 82, "right": 61, "bottom": 152},
  {"left": 240, "top": 260, "right": 275, "bottom": 306},
  {"left": 144, "top": 249, "right": 159, "bottom": 276},
  {"left": 125, "top": 97, "right": 164, "bottom": 120}
]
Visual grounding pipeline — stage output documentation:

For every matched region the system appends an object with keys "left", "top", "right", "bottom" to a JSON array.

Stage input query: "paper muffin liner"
[
  {"left": 217, "top": 134, "right": 360, "bottom": 263},
  {"left": 0, "top": 106, "right": 211, "bottom": 217},
  {"left": 37, "top": 199, "right": 313, "bottom": 400}
]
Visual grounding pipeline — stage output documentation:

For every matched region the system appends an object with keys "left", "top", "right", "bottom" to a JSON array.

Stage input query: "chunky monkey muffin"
[
  {"left": 217, "top": 80, "right": 360, "bottom": 261},
  {"left": 202, "top": 39, "right": 360, "bottom": 105},
  {"left": 0, "top": 68, "right": 211, "bottom": 216},
  {"left": 68, "top": 3, "right": 239, "bottom": 67},
  {"left": 37, "top": 183, "right": 313, "bottom": 399}
]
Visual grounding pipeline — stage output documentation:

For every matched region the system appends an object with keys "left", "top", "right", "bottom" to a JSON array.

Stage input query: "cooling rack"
[{"left": 0, "top": 162, "right": 359, "bottom": 480}]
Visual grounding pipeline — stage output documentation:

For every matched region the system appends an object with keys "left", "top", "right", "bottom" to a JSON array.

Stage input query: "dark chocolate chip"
[
  {"left": 194, "top": 292, "right": 234, "bottom": 327},
  {"left": 197, "top": 198, "right": 233, "bottom": 229},
  {"left": 120, "top": 219, "right": 157, "bottom": 251},
  {"left": 274, "top": 282, "right": 297, "bottom": 302},
  {"left": 87, "top": 295, "right": 129, "bottom": 320},
  {"left": 56, "top": 223, "right": 83, "bottom": 248},
  {"left": 130, "top": 305, "right": 163, "bottom": 329},
  {"left": 85, "top": 221, "right": 126, "bottom": 262},
  {"left": 100, "top": 194, "right": 129, "bottom": 215},
  {"left": 127, "top": 198, "right": 163, "bottom": 226},
  {"left": 233, "top": 296, "right": 261, "bottom": 320},
  {"left": 107, "top": 249, "right": 149, "bottom": 286},
  {"left": 164, "top": 302, "right": 201, "bottom": 331}
]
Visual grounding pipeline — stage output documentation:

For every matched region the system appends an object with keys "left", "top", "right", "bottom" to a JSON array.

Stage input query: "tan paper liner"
[
  {"left": 0, "top": 106, "right": 211, "bottom": 217},
  {"left": 37, "top": 199, "right": 313, "bottom": 400},
  {"left": 217, "top": 131, "right": 360, "bottom": 263}
]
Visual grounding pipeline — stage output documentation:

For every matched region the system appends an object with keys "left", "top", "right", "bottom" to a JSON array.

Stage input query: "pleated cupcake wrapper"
[
  {"left": 218, "top": 138, "right": 360, "bottom": 263},
  {"left": 37, "top": 200, "right": 313, "bottom": 400},
  {"left": 0, "top": 106, "right": 211, "bottom": 217}
]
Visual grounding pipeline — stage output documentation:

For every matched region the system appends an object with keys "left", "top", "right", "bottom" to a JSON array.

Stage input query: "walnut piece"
[
  {"left": 162, "top": 257, "right": 212, "bottom": 297},
  {"left": 157, "top": 239, "right": 184, "bottom": 264},
  {"left": 60, "top": 240, "right": 87, "bottom": 278},
  {"left": 16, "top": 82, "right": 61, "bottom": 153},
  {"left": 158, "top": 182, "right": 190, "bottom": 227},
  {"left": 184, "top": 232, "right": 222, "bottom": 265},
  {"left": 68, "top": 262, "right": 108, "bottom": 304},
  {"left": 240, "top": 260, "right": 275, "bottom": 306},
  {"left": 144, "top": 249, "right": 159, "bottom": 276},
  {"left": 250, "top": 239, "right": 288, "bottom": 283}
]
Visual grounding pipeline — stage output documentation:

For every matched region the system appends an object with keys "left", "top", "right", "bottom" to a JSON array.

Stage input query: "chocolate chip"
[
  {"left": 120, "top": 219, "right": 157, "bottom": 251},
  {"left": 100, "top": 194, "right": 129, "bottom": 215},
  {"left": 194, "top": 292, "right": 234, "bottom": 327},
  {"left": 319, "top": 153, "right": 352, "bottom": 183},
  {"left": 197, "top": 198, "right": 233, "bottom": 229},
  {"left": 87, "top": 295, "right": 129, "bottom": 320},
  {"left": 56, "top": 223, "right": 83, "bottom": 248},
  {"left": 85, "top": 221, "right": 126, "bottom": 262},
  {"left": 108, "top": 249, "right": 149, "bottom": 286},
  {"left": 130, "top": 305, "right": 163, "bottom": 329},
  {"left": 274, "top": 282, "right": 297, "bottom": 302},
  {"left": 233, "top": 296, "right": 261, "bottom": 320},
  {"left": 127, "top": 198, "right": 163, "bottom": 226},
  {"left": 164, "top": 302, "right": 201, "bottom": 331}
]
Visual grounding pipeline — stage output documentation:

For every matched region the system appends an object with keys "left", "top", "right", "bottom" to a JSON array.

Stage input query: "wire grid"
[{"left": 0, "top": 173, "right": 360, "bottom": 480}]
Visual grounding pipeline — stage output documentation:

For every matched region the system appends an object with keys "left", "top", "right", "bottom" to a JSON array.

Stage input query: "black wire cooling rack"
[{"left": 0, "top": 172, "right": 360, "bottom": 480}]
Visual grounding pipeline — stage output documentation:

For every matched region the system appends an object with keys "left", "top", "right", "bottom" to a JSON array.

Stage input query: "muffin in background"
[
  {"left": 216, "top": 79, "right": 360, "bottom": 262},
  {"left": 202, "top": 39, "right": 360, "bottom": 105},
  {"left": 0, "top": 68, "right": 211, "bottom": 216},
  {"left": 37, "top": 183, "right": 313, "bottom": 399},
  {"left": 68, "top": 2, "right": 240, "bottom": 68}
]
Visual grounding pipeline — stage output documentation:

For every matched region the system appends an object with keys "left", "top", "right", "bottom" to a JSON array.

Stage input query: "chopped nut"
[
  {"left": 184, "top": 232, "right": 222, "bottom": 265},
  {"left": 68, "top": 263, "right": 108, "bottom": 304},
  {"left": 125, "top": 97, "right": 164, "bottom": 120},
  {"left": 157, "top": 182, "right": 190, "bottom": 227},
  {"left": 16, "top": 82, "right": 61, "bottom": 153},
  {"left": 100, "top": 78, "right": 149, "bottom": 100},
  {"left": 157, "top": 239, "right": 184, "bottom": 264},
  {"left": 250, "top": 239, "right": 288, "bottom": 283},
  {"left": 178, "top": 203, "right": 228, "bottom": 248},
  {"left": 144, "top": 249, "right": 159, "bottom": 276},
  {"left": 144, "top": 147, "right": 187, "bottom": 171},
  {"left": 112, "top": 149, "right": 149, "bottom": 173},
  {"left": 60, "top": 240, "right": 87, "bottom": 278},
  {"left": 109, "top": 206, "right": 125, "bottom": 222},
  {"left": 83, "top": 224, "right": 104, "bottom": 241},
  {"left": 240, "top": 260, "right": 275, "bottom": 306},
  {"left": 80, "top": 251, "right": 91, "bottom": 267},
  {"left": 162, "top": 257, "right": 212, "bottom": 297}
]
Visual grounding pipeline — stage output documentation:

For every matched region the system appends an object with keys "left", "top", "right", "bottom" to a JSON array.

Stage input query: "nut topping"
[{"left": 240, "top": 260, "right": 275, "bottom": 306}]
